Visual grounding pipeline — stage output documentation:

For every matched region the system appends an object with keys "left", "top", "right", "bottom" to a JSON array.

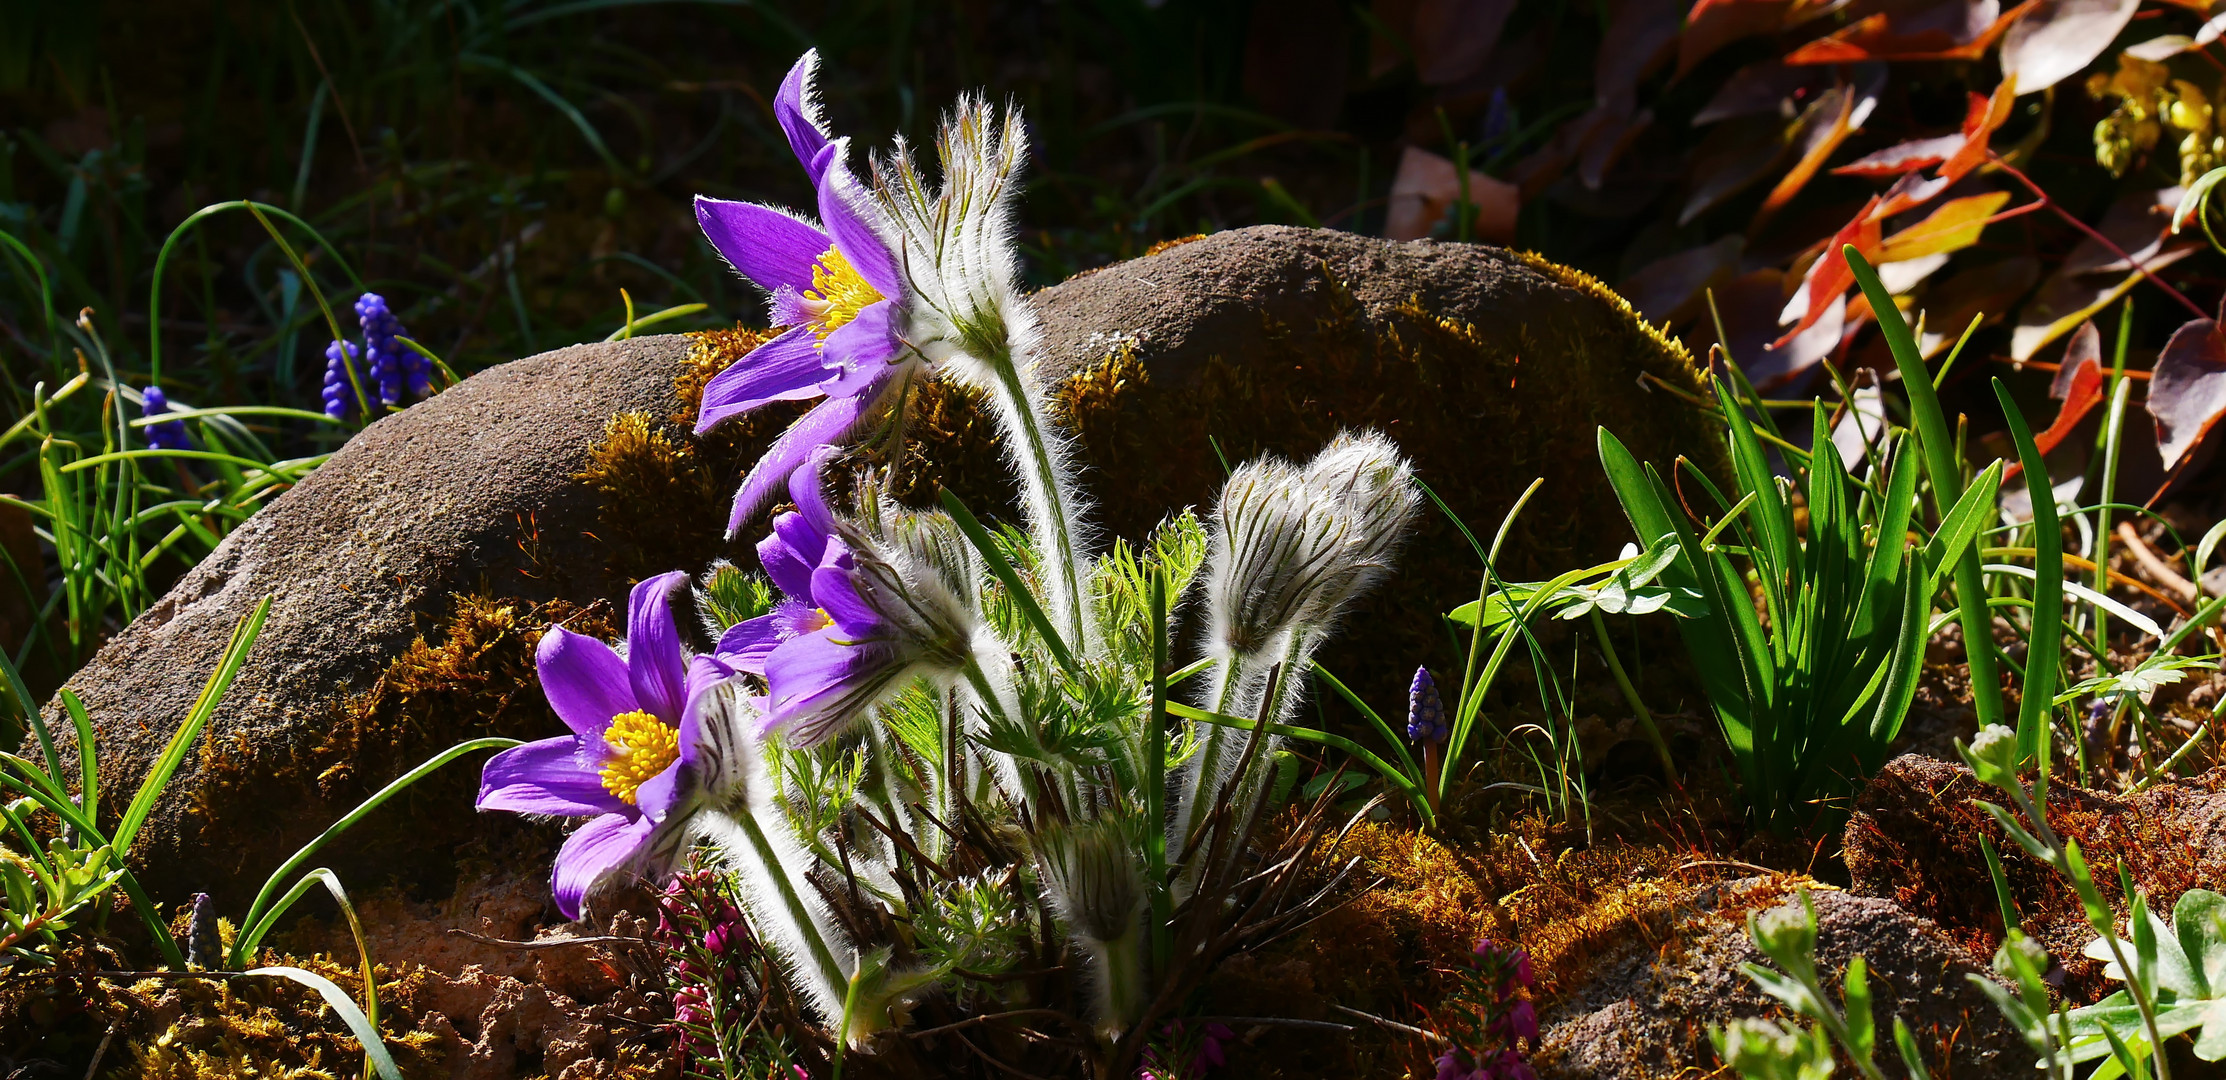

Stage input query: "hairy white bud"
[{"left": 1203, "top": 429, "right": 1419, "bottom": 664}]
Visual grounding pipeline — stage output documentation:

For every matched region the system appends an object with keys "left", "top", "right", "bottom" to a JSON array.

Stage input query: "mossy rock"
[
  {"left": 47, "top": 226, "right": 1722, "bottom": 909},
  {"left": 1849, "top": 753, "right": 2226, "bottom": 1002},
  {"left": 1532, "top": 881, "right": 2025, "bottom": 1079}
]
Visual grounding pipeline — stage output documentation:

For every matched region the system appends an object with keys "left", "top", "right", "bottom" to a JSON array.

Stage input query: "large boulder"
[{"left": 51, "top": 226, "right": 1721, "bottom": 907}]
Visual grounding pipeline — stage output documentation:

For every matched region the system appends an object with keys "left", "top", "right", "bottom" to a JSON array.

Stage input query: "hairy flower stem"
[
  {"left": 983, "top": 346, "right": 1087, "bottom": 651},
  {"left": 715, "top": 809, "right": 849, "bottom": 1017},
  {"left": 1086, "top": 928, "right": 1147, "bottom": 1044},
  {"left": 1169, "top": 662, "right": 1245, "bottom": 870}
]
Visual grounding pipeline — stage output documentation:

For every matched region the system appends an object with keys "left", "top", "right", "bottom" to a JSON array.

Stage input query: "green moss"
[{"left": 191, "top": 594, "right": 615, "bottom": 894}]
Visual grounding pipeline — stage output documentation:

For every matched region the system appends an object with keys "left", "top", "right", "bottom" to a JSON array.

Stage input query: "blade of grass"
[
  {"left": 232, "top": 736, "right": 518, "bottom": 967},
  {"left": 1993, "top": 378, "right": 2064, "bottom": 770},
  {"left": 114, "top": 597, "right": 270, "bottom": 854},
  {"left": 1849, "top": 246, "right": 2004, "bottom": 730},
  {"left": 938, "top": 490, "right": 1078, "bottom": 675},
  {"left": 246, "top": 966, "right": 402, "bottom": 1080}
]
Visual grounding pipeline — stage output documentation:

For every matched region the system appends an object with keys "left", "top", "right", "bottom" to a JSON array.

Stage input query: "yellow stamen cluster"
[
  {"left": 599, "top": 709, "right": 680, "bottom": 805},
  {"left": 803, "top": 246, "right": 884, "bottom": 343}
]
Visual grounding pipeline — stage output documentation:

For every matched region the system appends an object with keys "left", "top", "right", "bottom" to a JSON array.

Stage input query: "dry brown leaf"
[
  {"left": 1411, "top": 0, "right": 1519, "bottom": 86},
  {"left": 1914, "top": 255, "right": 2040, "bottom": 358},
  {"left": 1998, "top": 0, "right": 2139, "bottom": 95},
  {"left": 1385, "top": 145, "right": 1520, "bottom": 241},
  {"left": 1785, "top": 0, "right": 2030, "bottom": 64},
  {"left": 2150, "top": 313, "right": 2226, "bottom": 471},
  {"left": 1620, "top": 236, "right": 1747, "bottom": 324},
  {"left": 1678, "top": 0, "right": 1796, "bottom": 78}
]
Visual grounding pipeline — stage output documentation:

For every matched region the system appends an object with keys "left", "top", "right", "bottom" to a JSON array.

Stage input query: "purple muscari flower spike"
[
  {"left": 355, "top": 292, "right": 425, "bottom": 405},
  {"left": 321, "top": 339, "right": 366, "bottom": 420},
  {"left": 692, "top": 49, "right": 920, "bottom": 536},
  {"left": 140, "top": 386, "right": 191, "bottom": 451},
  {"left": 476, "top": 572, "right": 749, "bottom": 919},
  {"left": 1408, "top": 666, "right": 1447, "bottom": 744}
]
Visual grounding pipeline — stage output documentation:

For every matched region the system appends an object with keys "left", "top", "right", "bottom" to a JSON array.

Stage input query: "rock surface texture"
[
  {"left": 51, "top": 226, "right": 1721, "bottom": 905},
  {"left": 1533, "top": 881, "right": 2026, "bottom": 1080},
  {"left": 1847, "top": 752, "right": 2226, "bottom": 1000}
]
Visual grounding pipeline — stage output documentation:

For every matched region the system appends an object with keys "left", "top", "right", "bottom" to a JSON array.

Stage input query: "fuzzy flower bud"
[
  {"left": 754, "top": 471, "right": 979, "bottom": 748},
  {"left": 140, "top": 386, "right": 191, "bottom": 451},
  {"left": 1203, "top": 430, "right": 1419, "bottom": 663},
  {"left": 1962, "top": 723, "right": 2022, "bottom": 791}
]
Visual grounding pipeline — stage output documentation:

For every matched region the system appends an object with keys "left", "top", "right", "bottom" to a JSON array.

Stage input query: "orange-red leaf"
[
  {"left": 1874, "top": 191, "right": 2014, "bottom": 263},
  {"left": 2006, "top": 320, "right": 2105, "bottom": 481},
  {"left": 1773, "top": 194, "right": 1883, "bottom": 349},
  {"left": 2151, "top": 314, "right": 2226, "bottom": 472},
  {"left": 1784, "top": 1, "right": 2032, "bottom": 64},
  {"left": 1753, "top": 81, "right": 1863, "bottom": 228},
  {"left": 1832, "top": 133, "right": 1966, "bottom": 178}
]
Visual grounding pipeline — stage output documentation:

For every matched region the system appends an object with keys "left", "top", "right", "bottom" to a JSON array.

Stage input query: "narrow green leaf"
[
  {"left": 1994, "top": 379, "right": 2063, "bottom": 768},
  {"left": 246, "top": 966, "right": 403, "bottom": 1080},
  {"left": 115, "top": 597, "right": 270, "bottom": 855},
  {"left": 938, "top": 490, "right": 1079, "bottom": 675}
]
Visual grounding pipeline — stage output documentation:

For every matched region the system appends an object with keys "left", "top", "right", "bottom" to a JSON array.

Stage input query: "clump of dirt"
[
  {"left": 1532, "top": 883, "right": 2025, "bottom": 1080},
  {"left": 1845, "top": 753, "right": 2226, "bottom": 1001}
]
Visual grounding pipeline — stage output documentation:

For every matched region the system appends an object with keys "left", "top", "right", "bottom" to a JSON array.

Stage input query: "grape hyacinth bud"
[
  {"left": 354, "top": 292, "right": 426, "bottom": 405},
  {"left": 322, "top": 339, "right": 365, "bottom": 420},
  {"left": 1408, "top": 666, "right": 1447, "bottom": 744},
  {"left": 140, "top": 386, "right": 191, "bottom": 451}
]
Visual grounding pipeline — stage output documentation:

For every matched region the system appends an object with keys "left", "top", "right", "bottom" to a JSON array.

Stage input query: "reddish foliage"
[{"left": 2151, "top": 313, "right": 2226, "bottom": 472}]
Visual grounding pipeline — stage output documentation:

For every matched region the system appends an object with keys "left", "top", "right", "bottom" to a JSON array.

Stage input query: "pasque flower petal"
[
  {"left": 764, "top": 628, "right": 901, "bottom": 746},
  {"left": 774, "top": 51, "right": 831, "bottom": 182},
  {"left": 694, "top": 196, "right": 830, "bottom": 297},
  {"left": 696, "top": 327, "right": 832, "bottom": 433},
  {"left": 627, "top": 572, "right": 692, "bottom": 725},
  {"left": 537, "top": 625, "right": 637, "bottom": 740},
  {"left": 551, "top": 811, "right": 656, "bottom": 921},
  {"left": 725, "top": 388, "right": 871, "bottom": 535},
  {"left": 815, "top": 300, "right": 900, "bottom": 395},
  {"left": 477, "top": 736, "right": 621, "bottom": 817},
  {"left": 811, "top": 549, "right": 882, "bottom": 634},
  {"left": 815, "top": 145, "right": 902, "bottom": 298},
  {"left": 716, "top": 599, "right": 814, "bottom": 674}
]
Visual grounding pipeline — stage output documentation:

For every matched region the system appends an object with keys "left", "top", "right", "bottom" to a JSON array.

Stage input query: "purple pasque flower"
[
  {"left": 140, "top": 386, "right": 191, "bottom": 451},
  {"left": 1408, "top": 666, "right": 1447, "bottom": 744},
  {"left": 715, "top": 447, "right": 974, "bottom": 747},
  {"left": 693, "top": 50, "right": 920, "bottom": 537},
  {"left": 477, "top": 572, "right": 747, "bottom": 919}
]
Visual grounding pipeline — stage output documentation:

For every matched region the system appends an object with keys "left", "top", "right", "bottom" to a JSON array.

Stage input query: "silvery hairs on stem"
[
  {"left": 1175, "top": 430, "right": 1420, "bottom": 859},
  {"left": 1031, "top": 819, "right": 1149, "bottom": 1038},
  {"left": 689, "top": 680, "right": 859, "bottom": 1029},
  {"left": 871, "top": 93, "right": 1097, "bottom": 650}
]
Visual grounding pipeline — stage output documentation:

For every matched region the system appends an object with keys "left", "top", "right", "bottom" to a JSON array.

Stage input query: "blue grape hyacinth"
[
  {"left": 140, "top": 386, "right": 191, "bottom": 451},
  {"left": 1408, "top": 666, "right": 1448, "bottom": 745},
  {"left": 321, "top": 339, "right": 366, "bottom": 420},
  {"left": 354, "top": 292, "right": 427, "bottom": 405}
]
